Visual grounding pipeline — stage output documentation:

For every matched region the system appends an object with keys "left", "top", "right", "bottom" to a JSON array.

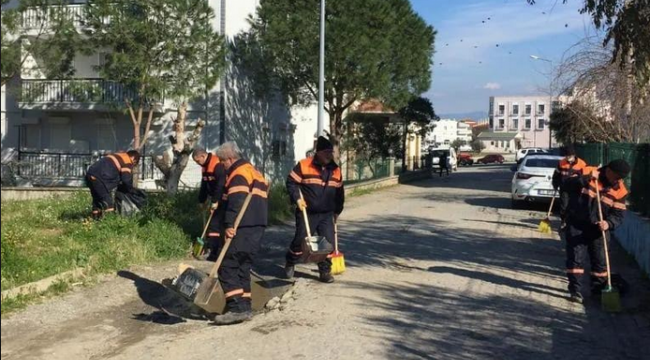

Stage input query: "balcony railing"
[
  {"left": 22, "top": 5, "right": 86, "bottom": 30},
  {"left": 21, "top": 79, "right": 162, "bottom": 105}
]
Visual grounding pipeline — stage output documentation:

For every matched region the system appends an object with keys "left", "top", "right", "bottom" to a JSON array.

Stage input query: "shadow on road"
[{"left": 117, "top": 271, "right": 206, "bottom": 325}]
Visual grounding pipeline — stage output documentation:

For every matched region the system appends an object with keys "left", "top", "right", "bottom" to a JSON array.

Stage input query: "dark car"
[
  {"left": 477, "top": 154, "right": 505, "bottom": 164},
  {"left": 458, "top": 153, "right": 474, "bottom": 166}
]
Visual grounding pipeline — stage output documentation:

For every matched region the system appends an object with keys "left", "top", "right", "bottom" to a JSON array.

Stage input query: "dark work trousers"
[
  {"left": 565, "top": 227, "right": 608, "bottom": 294},
  {"left": 206, "top": 209, "right": 223, "bottom": 260},
  {"left": 218, "top": 226, "right": 265, "bottom": 312},
  {"left": 559, "top": 190, "right": 570, "bottom": 219},
  {"left": 439, "top": 165, "right": 449, "bottom": 177},
  {"left": 286, "top": 211, "right": 335, "bottom": 274},
  {"left": 85, "top": 175, "right": 114, "bottom": 213}
]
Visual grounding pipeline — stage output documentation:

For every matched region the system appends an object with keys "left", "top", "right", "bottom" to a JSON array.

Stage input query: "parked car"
[
  {"left": 515, "top": 148, "right": 548, "bottom": 162},
  {"left": 476, "top": 154, "right": 504, "bottom": 164},
  {"left": 430, "top": 148, "right": 458, "bottom": 172},
  {"left": 458, "top": 153, "right": 474, "bottom": 166},
  {"left": 511, "top": 155, "right": 563, "bottom": 208}
]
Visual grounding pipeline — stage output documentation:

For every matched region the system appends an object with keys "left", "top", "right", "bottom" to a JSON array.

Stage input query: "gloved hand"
[
  {"left": 297, "top": 198, "right": 307, "bottom": 212},
  {"left": 210, "top": 202, "right": 219, "bottom": 211}
]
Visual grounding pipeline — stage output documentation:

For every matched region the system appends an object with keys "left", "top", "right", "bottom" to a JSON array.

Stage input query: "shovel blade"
[
  {"left": 194, "top": 277, "right": 228, "bottom": 314},
  {"left": 601, "top": 287, "right": 622, "bottom": 313}
]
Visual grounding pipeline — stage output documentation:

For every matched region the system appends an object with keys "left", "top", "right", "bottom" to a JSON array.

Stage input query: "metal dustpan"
[
  {"left": 171, "top": 192, "right": 253, "bottom": 315},
  {"left": 301, "top": 235, "right": 333, "bottom": 263}
]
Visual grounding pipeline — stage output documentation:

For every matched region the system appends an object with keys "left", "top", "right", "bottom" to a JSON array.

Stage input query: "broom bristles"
[
  {"left": 538, "top": 219, "right": 551, "bottom": 234},
  {"left": 331, "top": 252, "right": 346, "bottom": 275}
]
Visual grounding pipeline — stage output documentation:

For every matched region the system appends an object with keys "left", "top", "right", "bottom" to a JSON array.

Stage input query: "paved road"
[{"left": 2, "top": 165, "right": 649, "bottom": 360}]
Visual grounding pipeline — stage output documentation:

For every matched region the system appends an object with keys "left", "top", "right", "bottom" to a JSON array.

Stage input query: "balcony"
[
  {"left": 22, "top": 5, "right": 86, "bottom": 31},
  {"left": 20, "top": 79, "right": 164, "bottom": 110}
]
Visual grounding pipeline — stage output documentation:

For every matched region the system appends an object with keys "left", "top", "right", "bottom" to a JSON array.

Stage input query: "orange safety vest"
[
  {"left": 581, "top": 166, "right": 627, "bottom": 211},
  {"left": 225, "top": 162, "right": 269, "bottom": 199},
  {"left": 106, "top": 152, "right": 134, "bottom": 174},
  {"left": 202, "top": 154, "right": 220, "bottom": 181},
  {"left": 558, "top": 157, "right": 587, "bottom": 177},
  {"left": 291, "top": 158, "right": 343, "bottom": 188}
]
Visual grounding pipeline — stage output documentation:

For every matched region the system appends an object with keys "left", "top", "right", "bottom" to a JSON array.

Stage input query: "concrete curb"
[{"left": 1, "top": 267, "right": 86, "bottom": 301}]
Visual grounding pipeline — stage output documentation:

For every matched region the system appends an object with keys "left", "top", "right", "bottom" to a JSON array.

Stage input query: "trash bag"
[{"left": 115, "top": 186, "right": 148, "bottom": 216}]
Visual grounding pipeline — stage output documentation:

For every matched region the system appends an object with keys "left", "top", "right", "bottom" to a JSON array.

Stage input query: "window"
[
  {"left": 512, "top": 119, "right": 519, "bottom": 130},
  {"left": 538, "top": 118, "right": 545, "bottom": 129},
  {"left": 489, "top": 117, "right": 494, "bottom": 128},
  {"left": 538, "top": 104, "right": 545, "bottom": 114},
  {"left": 272, "top": 140, "right": 287, "bottom": 157},
  {"left": 525, "top": 119, "right": 532, "bottom": 129},
  {"left": 498, "top": 119, "right": 505, "bottom": 129},
  {"left": 525, "top": 104, "right": 532, "bottom": 115},
  {"left": 512, "top": 104, "right": 519, "bottom": 115},
  {"left": 498, "top": 105, "right": 505, "bottom": 116},
  {"left": 21, "top": 125, "right": 41, "bottom": 149},
  {"left": 491, "top": 141, "right": 495, "bottom": 146}
]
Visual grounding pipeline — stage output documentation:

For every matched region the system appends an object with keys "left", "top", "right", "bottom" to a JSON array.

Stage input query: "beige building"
[{"left": 488, "top": 95, "right": 560, "bottom": 149}]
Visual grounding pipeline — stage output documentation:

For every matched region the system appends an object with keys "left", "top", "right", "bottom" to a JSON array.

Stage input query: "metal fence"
[
  {"left": 21, "top": 79, "right": 154, "bottom": 105},
  {"left": 575, "top": 143, "right": 650, "bottom": 216},
  {"left": 343, "top": 158, "right": 392, "bottom": 183},
  {"left": 15, "top": 151, "right": 163, "bottom": 181}
]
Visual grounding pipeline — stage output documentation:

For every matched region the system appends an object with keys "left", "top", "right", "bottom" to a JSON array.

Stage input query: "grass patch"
[{"left": 1, "top": 186, "right": 293, "bottom": 314}]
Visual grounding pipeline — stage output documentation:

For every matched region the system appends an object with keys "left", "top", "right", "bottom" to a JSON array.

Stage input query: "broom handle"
[
  {"left": 594, "top": 178, "right": 613, "bottom": 288},
  {"left": 208, "top": 191, "right": 253, "bottom": 278},
  {"left": 546, "top": 190, "right": 557, "bottom": 218},
  {"left": 200, "top": 206, "right": 216, "bottom": 239},
  {"left": 299, "top": 189, "right": 313, "bottom": 237},
  {"left": 334, "top": 217, "right": 339, "bottom": 253}
]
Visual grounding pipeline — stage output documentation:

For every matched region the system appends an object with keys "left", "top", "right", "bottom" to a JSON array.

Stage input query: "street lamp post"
[
  {"left": 530, "top": 55, "right": 554, "bottom": 150},
  {"left": 317, "top": 0, "right": 325, "bottom": 138}
]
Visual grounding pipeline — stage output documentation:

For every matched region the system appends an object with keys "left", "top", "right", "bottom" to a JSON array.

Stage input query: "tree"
[
  {"left": 1, "top": 0, "right": 84, "bottom": 86},
  {"left": 342, "top": 117, "right": 401, "bottom": 176},
  {"left": 245, "top": 0, "right": 436, "bottom": 155},
  {"left": 527, "top": 0, "right": 650, "bottom": 87},
  {"left": 470, "top": 139, "right": 485, "bottom": 153},
  {"left": 451, "top": 139, "right": 466, "bottom": 152},
  {"left": 397, "top": 97, "right": 436, "bottom": 171},
  {"left": 84, "top": 0, "right": 226, "bottom": 193}
]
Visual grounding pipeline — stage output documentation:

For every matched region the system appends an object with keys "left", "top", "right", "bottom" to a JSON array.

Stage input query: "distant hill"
[{"left": 437, "top": 111, "right": 488, "bottom": 121}]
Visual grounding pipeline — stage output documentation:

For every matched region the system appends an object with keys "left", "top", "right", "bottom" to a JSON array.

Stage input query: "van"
[{"left": 429, "top": 148, "right": 457, "bottom": 172}]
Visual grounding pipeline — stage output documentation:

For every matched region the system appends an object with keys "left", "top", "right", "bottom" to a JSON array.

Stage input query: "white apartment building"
[
  {"left": 1, "top": 0, "right": 320, "bottom": 188},
  {"left": 485, "top": 95, "right": 560, "bottom": 151},
  {"left": 426, "top": 119, "right": 472, "bottom": 148}
]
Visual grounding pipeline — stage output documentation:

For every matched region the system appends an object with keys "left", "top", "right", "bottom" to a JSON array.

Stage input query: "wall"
[{"left": 614, "top": 211, "right": 650, "bottom": 276}]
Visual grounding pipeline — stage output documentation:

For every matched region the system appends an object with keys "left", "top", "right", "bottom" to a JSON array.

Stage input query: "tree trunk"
[
  {"left": 402, "top": 121, "right": 408, "bottom": 172},
  {"left": 165, "top": 152, "right": 190, "bottom": 195}
]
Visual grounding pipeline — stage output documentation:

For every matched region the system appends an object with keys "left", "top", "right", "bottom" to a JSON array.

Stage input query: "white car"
[
  {"left": 515, "top": 148, "right": 548, "bottom": 162},
  {"left": 511, "top": 155, "right": 563, "bottom": 208},
  {"left": 430, "top": 148, "right": 457, "bottom": 172}
]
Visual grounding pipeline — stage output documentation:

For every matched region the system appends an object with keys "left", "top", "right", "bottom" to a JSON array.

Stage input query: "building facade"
[
  {"left": 426, "top": 119, "right": 472, "bottom": 148},
  {"left": 1, "top": 0, "right": 320, "bottom": 188},
  {"left": 487, "top": 95, "right": 559, "bottom": 150}
]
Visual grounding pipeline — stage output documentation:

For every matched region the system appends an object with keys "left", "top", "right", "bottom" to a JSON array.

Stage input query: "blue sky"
[{"left": 410, "top": 0, "right": 595, "bottom": 117}]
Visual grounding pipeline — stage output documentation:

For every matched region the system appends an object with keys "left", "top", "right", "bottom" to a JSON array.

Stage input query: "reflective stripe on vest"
[
  {"left": 202, "top": 154, "right": 220, "bottom": 181},
  {"left": 106, "top": 153, "right": 133, "bottom": 173},
  {"left": 298, "top": 158, "right": 342, "bottom": 187}
]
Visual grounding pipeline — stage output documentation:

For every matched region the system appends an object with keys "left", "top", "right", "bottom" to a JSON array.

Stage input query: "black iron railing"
[
  {"left": 16, "top": 151, "right": 163, "bottom": 181},
  {"left": 21, "top": 79, "right": 162, "bottom": 105}
]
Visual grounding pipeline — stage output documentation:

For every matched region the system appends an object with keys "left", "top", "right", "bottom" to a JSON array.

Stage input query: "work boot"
[
  {"left": 212, "top": 310, "right": 253, "bottom": 326},
  {"left": 569, "top": 292, "right": 584, "bottom": 304},
  {"left": 284, "top": 263, "right": 295, "bottom": 279},
  {"left": 319, "top": 272, "right": 335, "bottom": 283}
]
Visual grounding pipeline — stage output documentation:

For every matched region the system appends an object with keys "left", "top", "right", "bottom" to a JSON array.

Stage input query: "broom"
[
  {"left": 192, "top": 208, "right": 215, "bottom": 259},
  {"left": 331, "top": 217, "right": 346, "bottom": 275},
  {"left": 595, "top": 182, "right": 622, "bottom": 312},
  {"left": 538, "top": 190, "right": 556, "bottom": 234}
]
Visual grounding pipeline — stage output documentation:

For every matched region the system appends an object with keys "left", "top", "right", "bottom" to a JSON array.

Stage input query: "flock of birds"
[{"left": 436, "top": 10, "right": 570, "bottom": 67}]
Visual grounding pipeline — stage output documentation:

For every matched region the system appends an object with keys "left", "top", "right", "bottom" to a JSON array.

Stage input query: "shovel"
[
  {"left": 298, "top": 190, "right": 333, "bottom": 263},
  {"left": 595, "top": 182, "right": 621, "bottom": 312},
  {"left": 172, "top": 191, "right": 253, "bottom": 314}
]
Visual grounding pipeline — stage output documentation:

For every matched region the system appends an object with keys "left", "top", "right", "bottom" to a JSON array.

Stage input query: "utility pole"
[
  {"left": 316, "top": 0, "right": 325, "bottom": 139},
  {"left": 530, "top": 55, "right": 554, "bottom": 149}
]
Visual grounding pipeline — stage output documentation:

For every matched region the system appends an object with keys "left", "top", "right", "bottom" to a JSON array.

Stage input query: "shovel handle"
[
  {"left": 298, "top": 190, "right": 313, "bottom": 238},
  {"left": 207, "top": 191, "right": 254, "bottom": 278},
  {"left": 594, "top": 181, "right": 613, "bottom": 288}
]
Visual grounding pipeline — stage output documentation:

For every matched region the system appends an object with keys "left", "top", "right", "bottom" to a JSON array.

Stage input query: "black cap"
[
  {"left": 565, "top": 145, "right": 576, "bottom": 156},
  {"left": 316, "top": 136, "right": 333, "bottom": 152},
  {"left": 608, "top": 159, "right": 631, "bottom": 178}
]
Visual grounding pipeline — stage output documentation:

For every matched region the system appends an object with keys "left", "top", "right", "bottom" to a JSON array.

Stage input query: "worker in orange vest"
[
  {"left": 552, "top": 146, "right": 587, "bottom": 225},
  {"left": 211, "top": 142, "right": 268, "bottom": 325},
  {"left": 193, "top": 147, "right": 227, "bottom": 260},
  {"left": 85, "top": 150, "right": 140, "bottom": 219},
  {"left": 285, "top": 136, "right": 345, "bottom": 283},
  {"left": 562, "top": 159, "right": 630, "bottom": 304}
]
